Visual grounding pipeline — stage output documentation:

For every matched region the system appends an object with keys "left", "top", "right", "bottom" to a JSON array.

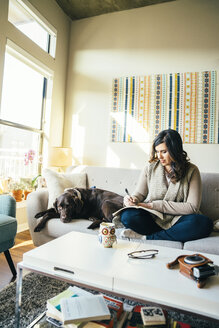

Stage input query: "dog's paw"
[
  {"left": 87, "top": 222, "right": 96, "bottom": 229},
  {"left": 34, "top": 223, "right": 45, "bottom": 232},
  {"left": 88, "top": 216, "right": 97, "bottom": 221},
  {"left": 87, "top": 219, "right": 102, "bottom": 229},
  {"left": 35, "top": 212, "right": 43, "bottom": 219}
]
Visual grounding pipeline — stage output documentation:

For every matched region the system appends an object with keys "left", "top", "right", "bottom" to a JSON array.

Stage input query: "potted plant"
[
  {"left": 31, "top": 174, "right": 42, "bottom": 190},
  {"left": 20, "top": 178, "right": 34, "bottom": 200},
  {"left": 23, "top": 182, "right": 33, "bottom": 200},
  {"left": 9, "top": 180, "right": 25, "bottom": 202}
]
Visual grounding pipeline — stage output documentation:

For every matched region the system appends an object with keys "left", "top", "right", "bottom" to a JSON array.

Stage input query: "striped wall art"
[{"left": 111, "top": 71, "right": 218, "bottom": 143}]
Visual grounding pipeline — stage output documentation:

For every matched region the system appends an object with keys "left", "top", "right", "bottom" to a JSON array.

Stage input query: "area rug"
[{"left": 0, "top": 273, "right": 218, "bottom": 327}]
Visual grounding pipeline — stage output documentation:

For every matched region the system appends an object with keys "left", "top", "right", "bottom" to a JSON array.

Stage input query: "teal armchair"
[{"left": 0, "top": 194, "right": 17, "bottom": 277}]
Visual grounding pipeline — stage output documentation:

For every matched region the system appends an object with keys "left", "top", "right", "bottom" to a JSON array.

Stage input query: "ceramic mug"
[{"left": 98, "top": 222, "right": 117, "bottom": 248}]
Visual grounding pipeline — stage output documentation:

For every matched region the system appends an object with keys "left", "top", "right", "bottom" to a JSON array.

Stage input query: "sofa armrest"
[
  {"left": 0, "top": 194, "right": 16, "bottom": 218},
  {"left": 26, "top": 188, "right": 49, "bottom": 246}
]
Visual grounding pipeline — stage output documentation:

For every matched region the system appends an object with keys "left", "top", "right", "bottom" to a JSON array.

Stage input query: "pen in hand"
[
  {"left": 125, "top": 188, "right": 137, "bottom": 205},
  {"left": 125, "top": 188, "right": 131, "bottom": 196}
]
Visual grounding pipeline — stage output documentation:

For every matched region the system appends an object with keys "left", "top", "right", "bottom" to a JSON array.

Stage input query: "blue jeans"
[{"left": 120, "top": 208, "right": 213, "bottom": 242}]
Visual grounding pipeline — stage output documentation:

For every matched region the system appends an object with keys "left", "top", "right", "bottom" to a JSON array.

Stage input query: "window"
[
  {"left": 0, "top": 41, "right": 53, "bottom": 179},
  {"left": 8, "top": 0, "right": 56, "bottom": 57},
  {"left": 0, "top": 125, "right": 40, "bottom": 179},
  {"left": 1, "top": 52, "right": 44, "bottom": 129}
]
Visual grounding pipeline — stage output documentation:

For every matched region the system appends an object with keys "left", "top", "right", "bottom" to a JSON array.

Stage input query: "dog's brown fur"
[{"left": 34, "top": 188, "right": 123, "bottom": 232}]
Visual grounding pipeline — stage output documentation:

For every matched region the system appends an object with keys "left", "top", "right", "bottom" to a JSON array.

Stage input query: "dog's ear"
[
  {"left": 53, "top": 199, "right": 58, "bottom": 212},
  {"left": 64, "top": 188, "right": 74, "bottom": 195}
]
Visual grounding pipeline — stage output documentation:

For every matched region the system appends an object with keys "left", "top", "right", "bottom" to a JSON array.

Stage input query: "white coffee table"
[{"left": 15, "top": 231, "right": 219, "bottom": 327}]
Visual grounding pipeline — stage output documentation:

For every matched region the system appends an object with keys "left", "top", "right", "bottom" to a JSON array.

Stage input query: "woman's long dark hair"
[{"left": 149, "top": 129, "right": 190, "bottom": 182}]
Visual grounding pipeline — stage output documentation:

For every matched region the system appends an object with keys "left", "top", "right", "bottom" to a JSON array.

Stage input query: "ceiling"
[{"left": 55, "top": 0, "right": 175, "bottom": 20}]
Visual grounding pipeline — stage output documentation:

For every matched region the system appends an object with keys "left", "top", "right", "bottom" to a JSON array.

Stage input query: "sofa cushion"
[
  {"left": 183, "top": 232, "right": 219, "bottom": 255},
  {"left": 42, "top": 219, "right": 183, "bottom": 250},
  {"left": 114, "top": 228, "right": 183, "bottom": 249},
  {"left": 44, "top": 219, "right": 98, "bottom": 239},
  {"left": 200, "top": 172, "right": 219, "bottom": 222},
  {"left": 43, "top": 168, "right": 87, "bottom": 208}
]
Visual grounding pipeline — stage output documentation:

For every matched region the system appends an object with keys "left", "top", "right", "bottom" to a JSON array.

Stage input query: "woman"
[{"left": 121, "top": 129, "right": 213, "bottom": 242}]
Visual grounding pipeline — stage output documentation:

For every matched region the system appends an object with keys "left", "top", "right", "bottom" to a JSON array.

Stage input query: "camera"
[
  {"left": 183, "top": 254, "right": 219, "bottom": 280},
  {"left": 192, "top": 263, "right": 219, "bottom": 279},
  {"left": 184, "top": 254, "right": 219, "bottom": 279},
  {"left": 167, "top": 253, "right": 219, "bottom": 288}
]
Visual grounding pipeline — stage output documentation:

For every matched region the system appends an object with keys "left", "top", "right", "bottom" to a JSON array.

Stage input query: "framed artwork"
[{"left": 111, "top": 71, "right": 218, "bottom": 143}]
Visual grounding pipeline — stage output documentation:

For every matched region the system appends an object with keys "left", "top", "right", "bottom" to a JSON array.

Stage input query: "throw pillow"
[{"left": 43, "top": 168, "right": 87, "bottom": 208}]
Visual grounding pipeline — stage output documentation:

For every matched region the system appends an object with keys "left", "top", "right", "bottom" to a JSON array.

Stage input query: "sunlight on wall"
[
  {"left": 106, "top": 147, "right": 120, "bottom": 167},
  {"left": 111, "top": 111, "right": 150, "bottom": 143},
  {"left": 71, "top": 114, "right": 85, "bottom": 165},
  {"left": 137, "top": 142, "right": 151, "bottom": 156},
  {"left": 109, "top": 111, "right": 152, "bottom": 167},
  {"left": 104, "top": 105, "right": 154, "bottom": 168},
  {"left": 130, "top": 163, "right": 137, "bottom": 169},
  {"left": 106, "top": 141, "right": 152, "bottom": 169}
]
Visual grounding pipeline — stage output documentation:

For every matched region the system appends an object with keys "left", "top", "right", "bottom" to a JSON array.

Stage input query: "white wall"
[
  {"left": 64, "top": 0, "right": 219, "bottom": 173},
  {"left": 0, "top": 0, "right": 71, "bottom": 148}
]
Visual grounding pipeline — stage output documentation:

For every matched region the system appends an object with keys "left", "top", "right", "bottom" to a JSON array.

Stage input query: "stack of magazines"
[{"left": 46, "top": 286, "right": 129, "bottom": 327}]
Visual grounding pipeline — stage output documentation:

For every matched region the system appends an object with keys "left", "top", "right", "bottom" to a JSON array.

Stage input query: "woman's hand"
[
  {"left": 138, "top": 202, "right": 153, "bottom": 209},
  {"left": 123, "top": 195, "right": 138, "bottom": 207}
]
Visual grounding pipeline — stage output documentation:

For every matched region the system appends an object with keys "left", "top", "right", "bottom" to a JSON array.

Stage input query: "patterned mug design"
[{"left": 98, "top": 222, "right": 117, "bottom": 248}]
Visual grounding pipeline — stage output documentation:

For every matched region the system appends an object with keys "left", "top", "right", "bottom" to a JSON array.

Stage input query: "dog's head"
[{"left": 53, "top": 188, "right": 84, "bottom": 223}]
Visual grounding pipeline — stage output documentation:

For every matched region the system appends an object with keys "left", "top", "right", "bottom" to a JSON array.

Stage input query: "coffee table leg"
[{"left": 15, "top": 264, "right": 23, "bottom": 328}]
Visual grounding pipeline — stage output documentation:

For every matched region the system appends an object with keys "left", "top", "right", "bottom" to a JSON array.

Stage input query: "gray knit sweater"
[{"left": 133, "top": 161, "right": 202, "bottom": 229}]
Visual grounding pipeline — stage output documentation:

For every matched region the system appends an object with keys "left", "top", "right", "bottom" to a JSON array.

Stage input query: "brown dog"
[{"left": 34, "top": 187, "right": 123, "bottom": 232}]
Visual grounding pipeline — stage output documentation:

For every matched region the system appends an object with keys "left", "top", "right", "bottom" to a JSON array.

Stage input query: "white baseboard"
[{"left": 17, "top": 223, "right": 29, "bottom": 233}]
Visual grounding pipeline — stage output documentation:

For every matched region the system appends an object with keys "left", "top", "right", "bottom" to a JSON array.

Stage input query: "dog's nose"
[
  {"left": 60, "top": 210, "right": 67, "bottom": 219},
  {"left": 61, "top": 216, "right": 71, "bottom": 223}
]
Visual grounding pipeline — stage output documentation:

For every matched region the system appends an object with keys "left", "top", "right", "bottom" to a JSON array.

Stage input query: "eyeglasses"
[{"left": 128, "top": 249, "right": 159, "bottom": 259}]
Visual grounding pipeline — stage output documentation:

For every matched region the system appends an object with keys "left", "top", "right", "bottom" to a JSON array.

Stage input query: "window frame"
[
  {"left": 0, "top": 39, "right": 53, "bottom": 176},
  {"left": 8, "top": 0, "right": 57, "bottom": 58}
]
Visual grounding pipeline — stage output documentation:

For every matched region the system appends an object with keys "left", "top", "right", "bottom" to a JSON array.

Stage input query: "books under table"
[
  {"left": 46, "top": 290, "right": 193, "bottom": 328},
  {"left": 124, "top": 305, "right": 192, "bottom": 328},
  {"left": 124, "top": 305, "right": 166, "bottom": 328},
  {"left": 82, "top": 309, "right": 130, "bottom": 328},
  {"left": 46, "top": 286, "right": 126, "bottom": 327},
  {"left": 140, "top": 307, "right": 166, "bottom": 326},
  {"left": 60, "top": 295, "right": 111, "bottom": 325},
  {"left": 46, "top": 286, "right": 92, "bottom": 323}
]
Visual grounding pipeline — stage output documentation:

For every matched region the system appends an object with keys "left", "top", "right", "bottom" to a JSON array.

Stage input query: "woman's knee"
[
  {"left": 120, "top": 209, "right": 138, "bottom": 228},
  {"left": 196, "top": 215, "right": 213, "bottom": 236},
  {"left": 181, "top": 214, "right": 213, "bottom": 237}
]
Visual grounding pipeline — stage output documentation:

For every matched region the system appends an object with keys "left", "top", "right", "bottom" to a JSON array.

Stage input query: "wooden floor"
[{"left": 0, "top": 230, "right": 35, "bottom": 290}]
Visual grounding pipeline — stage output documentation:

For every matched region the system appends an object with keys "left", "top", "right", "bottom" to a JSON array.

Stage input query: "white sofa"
[{"left": 27, "top": 166, "right": 219, "bottom": 255}]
